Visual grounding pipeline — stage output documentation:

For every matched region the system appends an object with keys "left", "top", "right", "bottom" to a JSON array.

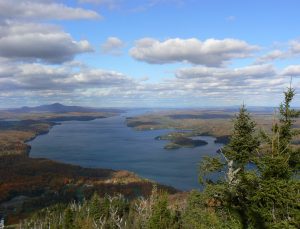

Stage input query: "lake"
[{"left": 29, "top": 110, "right": 223, "bottom": 191}]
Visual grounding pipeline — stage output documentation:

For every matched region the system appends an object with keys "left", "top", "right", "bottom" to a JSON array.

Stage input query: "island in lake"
[{"left": 155, "top": 132, "right": 208, "bottom": 149}]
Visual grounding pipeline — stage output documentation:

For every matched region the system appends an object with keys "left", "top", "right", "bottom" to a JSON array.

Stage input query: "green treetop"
[{"left": 223, "top": 104, "right": 260, "bottom": 170}]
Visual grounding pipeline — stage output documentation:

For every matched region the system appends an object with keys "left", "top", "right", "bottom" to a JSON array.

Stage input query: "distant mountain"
[{"left": 7, "top": 103, "right": 123, "bottom": 114}]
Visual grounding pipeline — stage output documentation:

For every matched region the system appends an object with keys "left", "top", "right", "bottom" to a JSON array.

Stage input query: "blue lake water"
[{"left": 29, "top": 110, "right": 223, "bottom": 191}]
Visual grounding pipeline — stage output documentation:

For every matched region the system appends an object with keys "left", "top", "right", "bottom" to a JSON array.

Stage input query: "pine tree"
[
  {"left": 198, "top": 93, "right": 300, "bottom": 228},
  {"left": 148, "top": 193, "right": 173, "bottom": 229},
  {"left": 63, "top": 207, "right": 74, "bottom": 229},
  {"left": 89, "top": 192, "right": 101, "bottom": 220},
  {"left": 278, "top": 87, "right": 300, "bottom": 152},
  {"left": 223, "top": 104, "right": 260, "bottom": 170},
  {"left": 259, "top": 87, "right": 300, "bottom": 179},
  {"left": 250, "top": 87, "right": 300, "bottom": 227},
  {"left": 199, "top": 108, "right": 255, "bottom": 186}
]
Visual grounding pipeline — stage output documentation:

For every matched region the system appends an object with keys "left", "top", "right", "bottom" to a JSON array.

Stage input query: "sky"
[{"left": 1, "top": 0, "right": 300, "bottom": 108}]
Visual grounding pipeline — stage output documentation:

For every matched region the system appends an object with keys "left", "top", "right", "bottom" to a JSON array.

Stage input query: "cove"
[{"left": 29, "top": 110, "right": 223, "bottom": 191}]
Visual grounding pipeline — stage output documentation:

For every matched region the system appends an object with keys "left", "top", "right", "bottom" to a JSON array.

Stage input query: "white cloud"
[
  {"left": 0, "top": 61, "right": 295, "bottom": 107},
  {"left": 281, "top": 65, "right": 300, "bottom": 76},
  {"left": 130, "top": 38, "right": 258, "bottom": 67},
  {"left": 79, "top": 0, "right": 121, "bottom": 9},
  {"left": 72, "top": 69, "right": 133, "bottom": 86},
  {"left": 290, "top": 40, "right": 300, "bottom": 53},
  {"left": 175, "top": 64, "right": 276, "bottom": 79},
  {"left": 255, "top": 50, "right": 287, "bottom": 64},
  {"left": 0, "top": 22, "right": 93, "bottom": 64},
  {"left": 0, "top": 62, "right": 137, "bottom": 92},
  {"left": 255, "top": 40, "right": 300, "bottom": 64},
  {"left": 101, "top": 37, "right": 124, "bottom": 55},
  {"left": 0, "top": 0, "right": 99, "bottom": 64},
  {"left": 0, "top": 0, "right": 298, "bottom": 107},
  {"left": 0, "top": 0, "right": 100, "bottom": 20}
]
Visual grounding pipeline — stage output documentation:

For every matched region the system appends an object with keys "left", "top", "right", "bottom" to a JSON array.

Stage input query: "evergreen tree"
[
  {"left": 260, "top": 87, "right": 300, "bottom": 179},
  {"left": 63, "top": 207, "right": 74, "bottom": 229},
  {"left": 198, "top": 89, "right": 300, "bottom": 228},
  {"left": 223, "top": 104, "right": 260, "bottom": 170},
  {"left": 250, "top": 87, "right": 300, "bottom": 227},
  {"left": 278, "top": 87, "right": 300, "bottom": 152},
  {"left": 148, "top": 193, "right": 173, "bottom": 229},
  {"left": 199, "top": 106, "right": 258, "bottom": 181},
  {"left": 183, "top": 189, "right": 241, "bottom": 229},
  {"left": 89, "top": 192, "right": 101, "bottom": 220}
]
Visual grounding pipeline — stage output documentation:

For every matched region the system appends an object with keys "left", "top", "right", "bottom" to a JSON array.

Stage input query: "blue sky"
[{"left": 0, "top": 0, "right": 300, "bottom": 107}]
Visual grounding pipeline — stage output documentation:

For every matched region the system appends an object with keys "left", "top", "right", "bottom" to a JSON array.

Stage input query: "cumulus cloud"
[
  {"left": 72, "top": 69, "right": 133, "bottom": 86},
  {"left": 103, "top": 63, "right": 285, "bottom": 106},
  {"left": 0, "top": 22, "right": 93, "bottom": 64},
  {"left": 79, "top": 0, "right": 121, "bottom": 9},
  {"left": 0, "top": 61, "right": 295, "bottom": 107},
  {"left": 0, "top": 62, "right": 136, "bottom": 92},
  {"left": 255, "top": 50, "right": 287, "bottom": 64},
  {"left": 130, "top": 38, "right": 258, "bottom": 67},
  {"left": 0, "top": 0, "right": 297, "bottom": 107},
  {"left": 0, "top": 0, "right": 100, "bottom": 21},
  {"left": 175, "top": 64, "right": 276, "bottom": 79},
  {"left": 170, "top": 64, "right": 284, "bottom": 100},
  {"left": 281, "top": 65, "right": 300, "bottom": 76},
  {"left": 255, "top": 40, "right": 300, "bottom": 64},
  {"left": 101, "top": 37, "right": 124, "bottom": 55},
  {"left": 290, "top": 40, "right": 300, "bottom": 53},
  {"left": 0, "top": 0, "right": 100, "bottom": 64}
]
